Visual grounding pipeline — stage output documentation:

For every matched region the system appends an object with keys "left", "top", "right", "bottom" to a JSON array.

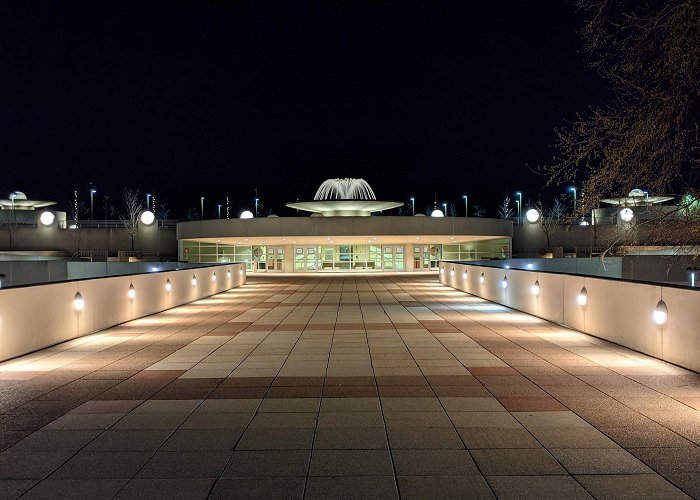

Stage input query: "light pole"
[
  {"left": 146, "top": 193, "right": 151, "bottom": 211},
  {"left": 255, "top": 198, "right": 259, "bottom": 217},
  {"left": 200, "top": 196, "right": 205, "bottom": 220},
  {"left": 442, "top": 202, "right": 448, "bottom": 216},
  {"left": 217, "top": 204, "right": 222, "bottom": 219},
  {"left": 569, "top": 187, "right": 577, "bottom": 214},
  {"left": 410, "top": 197, "right": 415, "bottom": 216},
  {"left": 90, "top": 188, "right": 96, "bottom": 221},
  {"left": 462, "top": 195, "right": 468, "bottom": 218},
  {"left": 514, "top": 191, "right": 522, "bottom": 225}
]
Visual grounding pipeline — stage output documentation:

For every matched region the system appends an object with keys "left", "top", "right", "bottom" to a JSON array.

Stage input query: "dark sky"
[{"left": 1, "top": 1, "right": 606, "bottom": 218}]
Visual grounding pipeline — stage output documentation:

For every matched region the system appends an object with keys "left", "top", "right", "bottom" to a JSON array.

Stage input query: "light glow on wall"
[
  {"left": 450, "top": 269, "right": 454, "bottom": 277},
  {"left": 463, "top": 271, "right": 468, "bottom": 279},
  {"left": 192, "top": 275, "right": 197, "bottom": 286},
  {"left": 501, "top": 277, "right": 508, "bottom": 289},
  {"left": 480, "top": 273, "right": 485, "bottom": 284},
  {"left": 653, "top": 300, "right": 668, "bottom": 325},
  {"left": 620, "top": 208, "right": 634, "bottom": 222},
  {"left": 577, "top": 287, "right": 588, "bottom": 306},
  {"left": 73, "top": 292, "right": 84, "bottom": 311},
  {"left": 165, "top": 279, "right": 172, "bottom": 293},
  {"left": 128, "top": 284, "right": 136, "bottom": 300},
  {"left": 212, "top": 272, "right": 217, "bottom": 282},
  {"left": 227, "top": 269, "right": 231, "bottom": 279},
  {"left": 240, "top": 210, "right": 254, "bottom": 219},
  {"left": 530, "top": 280, "right": 540, "bottom": 296}
]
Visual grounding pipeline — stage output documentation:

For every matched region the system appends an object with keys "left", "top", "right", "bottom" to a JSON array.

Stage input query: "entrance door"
[
  {"left": 294, "top": 246, "right": 318, "bottom": 271},
  {"left": 266, "top": 246, "right": 285, "bottom": 272}
]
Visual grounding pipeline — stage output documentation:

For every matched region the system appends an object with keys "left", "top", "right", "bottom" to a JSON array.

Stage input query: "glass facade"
[{"left": 180, "top": 237, "right": 511, "bottom": 272}]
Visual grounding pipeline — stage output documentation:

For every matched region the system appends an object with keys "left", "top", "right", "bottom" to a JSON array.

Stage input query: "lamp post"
[
  {"left": 146, "top": 193, "right": 151, "bottom": 211},
  {"left": 514, "top": 191, "right": 522, "bottom": 225},
  {"left": 462, "top": 195, "right": 468, "bottom": 218},
  {"left": 515, "top": 199, "right": 520, "bottom": 225},
  {"left": 442, "top": 202, "right": 448, "bottom": 216},
  {"left": 200, "top": 196, "right": 205, "bottom": 220},
  {"left": 217, "top": 204, "right": 222, "bottom": 219},
  {"left": 90, "top": 188, "right": 96, "bottom": 221},
  {"left": 569, "top": 187, "right": 577, "bottom": 214},
  {"left": 410, "top": 197, "right": 415, "bottom": 216},
  {"left": 255, "top": 198, "right": 259, "bottom": 217}
]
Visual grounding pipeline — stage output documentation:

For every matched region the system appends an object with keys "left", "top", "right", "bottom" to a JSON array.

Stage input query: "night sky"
[{"left": 1, "top": 1, "right": 606, "bottom": 218}]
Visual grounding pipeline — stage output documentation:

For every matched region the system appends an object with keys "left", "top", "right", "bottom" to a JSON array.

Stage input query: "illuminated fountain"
[{"left": 286, "top": 178, "right": 402, "bottom": 216}]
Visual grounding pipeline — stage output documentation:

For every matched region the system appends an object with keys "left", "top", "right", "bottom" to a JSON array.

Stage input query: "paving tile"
[
  {"left": 384, "top": 411, "right": 452, "bottom": 428},
  {"left": 137, "top": 451, "right": 231, "bottom": 478},
  {"left": 0, "top": 479, "right": 36, "bottom": 499},
  {"left": 20, "top": 479, "right": 127, "bottom": 500},
  {"left": 248, "top": 412, "right": 316, "bottom": 429},
  {"left": 449, "top": 411, "right": 523, "bottom": 429},
  {"left": 180, "top": 412, "right": 253, "bottom": 430},
  {"left": 486, "top": 475, "right": 593, "bottom": 500},
  {"left": 0, "top": 451, "right": 73, "bottom": 479},
  {"left": 40, "top": 413, "right": 124, "bottom": 431},
  {"left": 313, "top": 427, "right": 388, "bottom": 449},
  {"left": 258, "top": 398, "right": 320, "bottom": 412},
  {"left": 160, "top": 429, "right": 243, "bottom": 451},
  {"left": 223, "top": 450, "right": 310, "bottom": 476},
  {"left": 110, "top": 412, "right": 190, "bottom": 430},
  {"left": 387, "top": 427, "right": 464, "bottom": 449},
  {"left": 574, "top": 474, "right": 689, "bottom": 500},
  {"left": 305, "top": 476, "right": 398, "bottom": 500},
  {"left": 115, "top": 478, "right": 215, "bottom": 500},
  {"left": 210, "top": 476, "right": 305, "bottom": 499},
  {"left": 309, "top": 449, "right": 394, "bottom": 476},
  {"left": 320, "top": 397, "right": 381, "bottom": 412},
  {"left": 471, "top": 449, "right": 567, "bottom": 475},
  {"left": 392, "top": 449, "right": 479, "bottom": 475},
  {"left": 317, "top": 411, "right": 384, "bottom": 428},
  {"left": 7, "top": 430, "right": 101, "bottom": 452},
  {"left": 397, "top": 475, "right": 494, "bottom": 500},
  {"left": 440, "top": 397, "right": 506, "bottom": 412},
  {"left": 550, "top": 448, "right": 652, "bottom": 474},
  {"left": 84, "top": 429, "right": 172, "bottom": 451},
  {"left": 51, "top": 451, "right": 152, "bottom": 478},
  {"left": 381, "top": 397, "right": 443, "bottom": 412},
  {"left": 236, "top": 428, "right": 314, "bottom": 450}
]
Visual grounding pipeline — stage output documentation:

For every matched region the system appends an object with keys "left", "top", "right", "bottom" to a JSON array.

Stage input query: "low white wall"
[
  {"left": 0, "top": 263, "right": 246, "bottom": 362},
  {"left": 439, "top": 261, "right": 700, "bottom": 373}
]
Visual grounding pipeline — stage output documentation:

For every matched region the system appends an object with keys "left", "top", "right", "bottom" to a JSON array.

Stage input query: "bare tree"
[
  {"left": 120, "top": 188, "right": 143, "bottom": 251},
  {"left": 0, "top": 201, "right": 17, "bottom": 250},
  {"left": 472, "top": 205, "right": 486, "bottom": 218},
  {"left": 497, "top": 197, "right": 513, "bottom": 220},
  {"left": 185, "top": 208, "right": 199, "bottom": 221},
  {"left": 538, "top": 199, "right": 567, "bottom": 248},
  {"left": 544, "top": 0, "right": 700, "bottom": 222}
]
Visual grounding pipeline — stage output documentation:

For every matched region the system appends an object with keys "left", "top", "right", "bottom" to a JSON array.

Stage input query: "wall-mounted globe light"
[
  {"left": 501, "top": 276, "right": 508, "bottom": 289},
  {"left": 525, "top": 208, "right": 541, "bottom": 223},
  {"left": 530, "top": 280, "right": 540, "bottom": 296},
  {"left": 620, "top": 208, "right": 634, "bottom": 222},
  {"left": 227, "top": 269, "right": 231, "bottom": 279},
  {"left": 140, "top": 210, "right": 156, "bottom": 226},
  {"left": 165, "top": 279, "right": 172, "bottom": 293},
  {"left": 462, "top": 271, "right": 468, "bottom": 279},
  {"left": 39, "top": 211, "right": 55, "bottom": 226},
  {"left": 653, "top": 300, "right": 668, "bottom": 325},
  {"left": 479, "top": 273, "right": 485, "bottom": 284},
  {"left": 450, "top": 269, "right": 454, "bottom": 277},
  {"left": 240, "top": 210, "right": 254, "bottom": 219},
  {"left": 127, "top": 284, "right": 136, "bottom": 300},
  {"left": 73, "top": 292, "right": 85, "bottom": 311},
  {"left": 192, "top": 275, "right": 197, "bottom": 286},
  {"left": 239, "top": 269, "right": 244, "bottom": 275},
  {"left": 430, "top": 209, "right": 445, "bottom": 217},
  {"left": 211, "top": 272, "right": 216, "bottom": 282},
  {"left": 577, "top": 287, "right": 588, "bottom": 306}
]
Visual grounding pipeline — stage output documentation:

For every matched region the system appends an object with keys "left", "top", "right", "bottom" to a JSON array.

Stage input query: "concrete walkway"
[{"left": 1, "top": 274, "right": 699, "bottom": 499}]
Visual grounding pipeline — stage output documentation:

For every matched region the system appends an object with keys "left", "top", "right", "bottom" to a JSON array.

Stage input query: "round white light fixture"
[
  {"left": 227, "top": 269, "right": 231, "bottom": 279},
  {"left": 479, "top": 273, "right": 485, "bottom": 284},
  {"left": 526, "top": 263, "right": 534, "bottom": 269},
  {"left": 239, "top": 269, "right": 244, "bottom": 275},
  {"left": 620, "top": 208, "right": 634, "bottom": 222},
  {"left": 165, "top": 279, "right": 172, "bottom": 293},
  {"left": 39, "top": 211, "right": 55, "bottom": 226},
  {"left": 450, "top": 269, "right": 455, "bottom": 277},
  {"left": 240, "top": 210, "right": 254, "bottom": 219},
  {"left": 577, "top": 287, "right": 588, "bottom": 306},
  {"left": 128, "top": 284, "right": 136, "bottom": 300},
  {"left": 501, "top": 277, "right": 508, "bottom": 289},
  {"left": 192, "top": 275, "right": 197, "bottom": 286},
  {"left": 140, "top": 210, "right": 156, "bottom": 226},
  {"left": 530, "top": 280, "right": 540, "bottom": 296},
  {"left": 212, "top": 272, "right": 216, "bottom": 282},
  {"left": 440, "top": 268, "right": 445, "bottom": 274},
  {"left": 525, "top": 208, "right": 541, "bottom": 223},
  {"left": 653, "top": 300, "right": 668, "bottom": 325},
  {"left": 430, "top": 209, "right": 445, "bottom": 218},
  {"left": 73, "top": 292, "right": 84, "bottom": 311},
  {"left": 463, "top": 271, "right": 468, "bottom": 279}
]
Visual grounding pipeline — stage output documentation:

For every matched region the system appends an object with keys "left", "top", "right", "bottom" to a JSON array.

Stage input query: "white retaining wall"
[
  {"left": 439, "top": 261, "right": 700, "bottom": 373},
  {"left": 0, "top": 263, "right": 246, "bottom": 362}
]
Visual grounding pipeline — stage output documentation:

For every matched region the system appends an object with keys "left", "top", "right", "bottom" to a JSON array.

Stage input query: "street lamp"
[
  {"left": 569, "top": 187, "right": 577, "bottom": 214},
  {"left": 462, "top": 195, "right": 468, "bottom": 218},
  {"left": 442, "top": 202, "right": 448, "bottom": 216},
  {"left": 217, "top": 204, "right": 222, "bottom": 219},
  {"left": 90, "top": 188, "right": 96, "bottom": 221},
  {"left": 200, "top": 196, "right": 205, "bottom": 220},
  {"left": 254, "top": 198, "right": 259, "bottom": 217},
  {"left": 146, "top": 193, "right": 151, "bottom": 211},
  {"left": 514, "top": 191, "right": 522, "bottom": 225},
  {"left": 410, "top": 197, "right": 415, "bottom": 216}
]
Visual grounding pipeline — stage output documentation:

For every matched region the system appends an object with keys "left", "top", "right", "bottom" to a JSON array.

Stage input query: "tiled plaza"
[{"left": 1, "top": 274, "right": 699, "bottom": 499}]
